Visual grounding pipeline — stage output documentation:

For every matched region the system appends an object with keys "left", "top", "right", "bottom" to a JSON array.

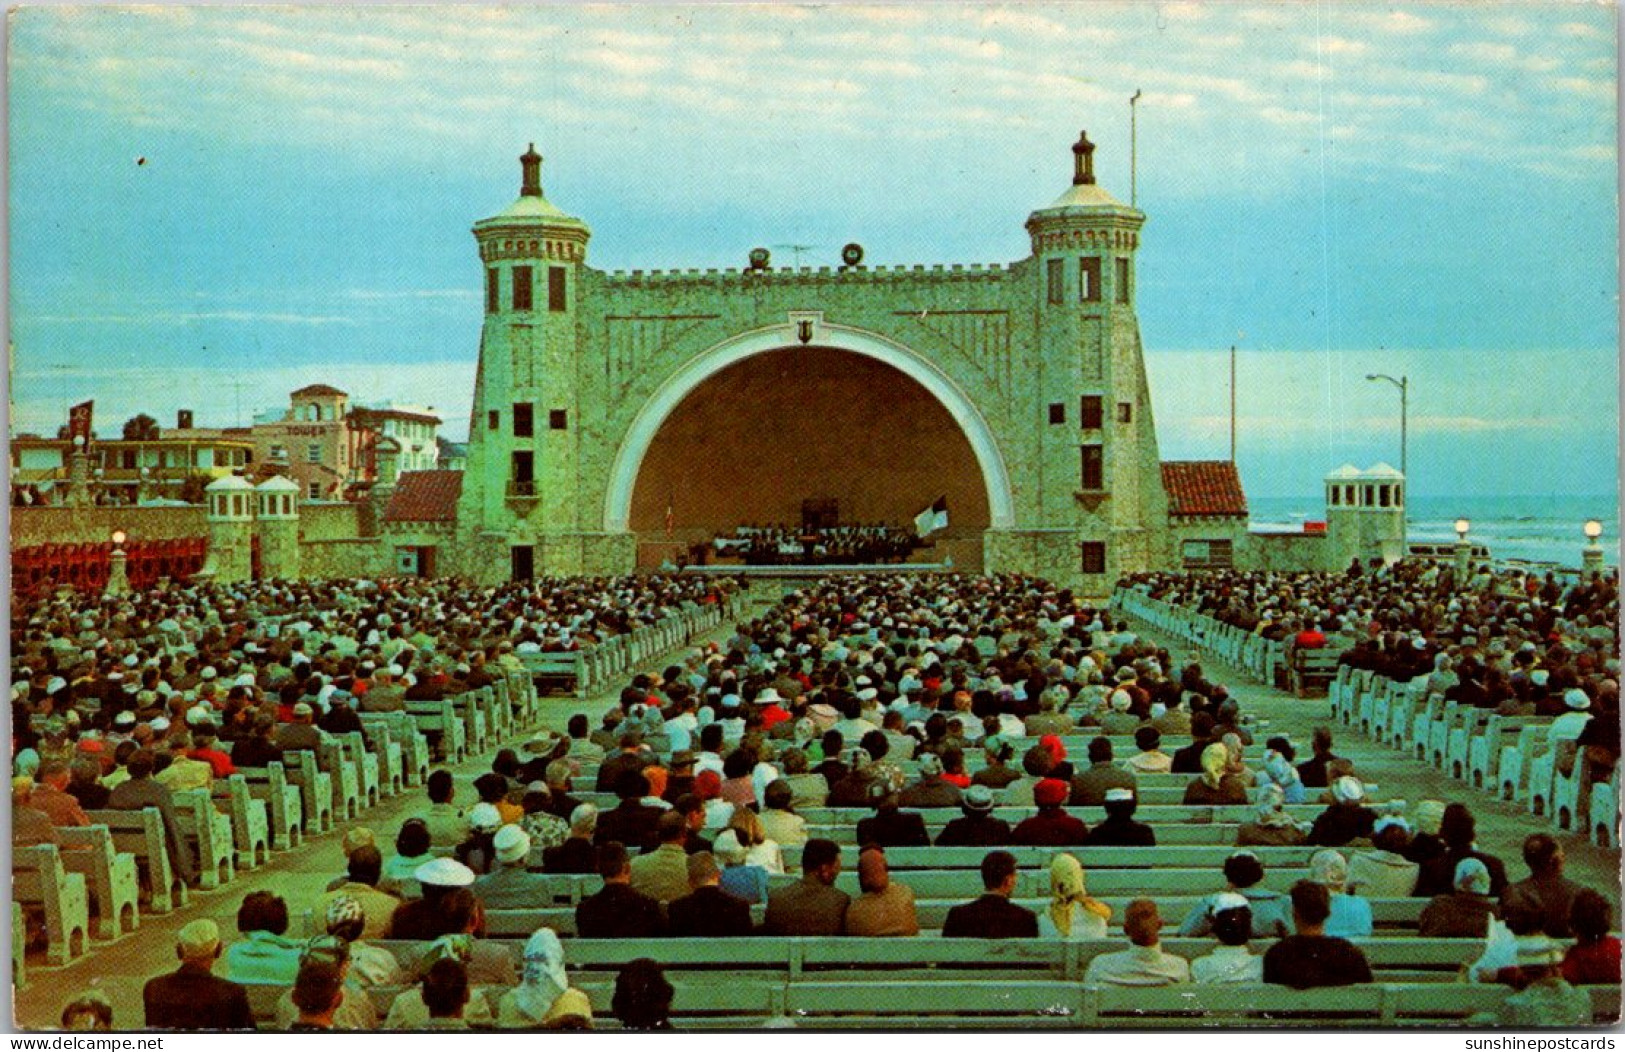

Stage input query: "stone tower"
[
  {"left": 200, "top": 475, "right": 255, "bottom": 583},
  {"left": 255, "top": 475, "right": 301, "bottom": 580},
  {"left": 1324, "top": 463, "right": 1407, "bottom": 568},
  {"left": 453, "top": 144, "right": 593, "bottom": 581},
  {"left": 1020, "top": 131, "right": 1169, "bottom": 584}
]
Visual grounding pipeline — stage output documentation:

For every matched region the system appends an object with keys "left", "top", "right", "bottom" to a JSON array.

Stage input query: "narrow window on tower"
[
  {"left": 549, "top": 409, "right": 568, "bottom": 431},
  {"left": 1079, "top": 395, "right": 1104, "bottom": 430},
  {"left": 1081, "top": 541, "right": 1107, "bottom": 575},
  {"left": 1079, "top": 257, "right": 1102, "bottom": 303},
  {"left": 487, "top": 410, "right": 500, "bottom": 431},
  {"left": 512, "top": 266, "right": 534, "bottom": 311},
  {"left": 1047, "top": 402, "right": 1066, "bottom": 425},
  {"left": 1117, "top": 401, "right": 1133, "bottom": 424},
  {"left": 512, "top": 403, "right": 534, "bottom": 437},
  {"left": 485, "top": 267, "right": 499, "bottom": 314},
  {"left": 1080, "top": 444, "right": 1104, "bottom": 491},
  {"left": 510, "top": 451, "right": 534, "bottom": 496},
  {"left": 548, "top": 267, "right": 567, "bottom": 312},
  {"left": 1115, "top": 257, "right": 1132, "bottom": 304},
  {"left": 1046, "top": 258, "right": 1064, "bottom": 304}
]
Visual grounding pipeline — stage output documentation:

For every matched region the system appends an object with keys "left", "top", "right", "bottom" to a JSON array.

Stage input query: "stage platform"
[{"left": 681, "top": 562, "right": 952, "bottom": 577}]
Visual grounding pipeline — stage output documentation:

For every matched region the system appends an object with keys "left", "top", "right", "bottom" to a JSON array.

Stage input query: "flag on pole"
[
  {"left": 664, "top": 494, "right": 675, "bottom": 538},
  {"left": 67, "top": 400, "right": 94, "bottom": 451},
  {"left": 913, "top": 495, "right": 949, "bottom": 537}
]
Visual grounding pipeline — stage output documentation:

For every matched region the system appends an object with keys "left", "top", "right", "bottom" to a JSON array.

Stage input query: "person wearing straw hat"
[
  {"left": 143, "top": 919, "right": 253, "bottom": 1030},
  {"left": 935, "top": 784, "right": 1012, "bottom": 847}
]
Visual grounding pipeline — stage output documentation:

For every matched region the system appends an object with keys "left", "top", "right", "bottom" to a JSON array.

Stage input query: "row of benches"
[
  {"left": 516, "top": 596, "right": 741, "bottom": 698},
  {"left": 1330, "top": 664, "right": 1620, "bottom": 849},
  {"left": 13, "top": 597, "right": 743, "bottom": 977}
]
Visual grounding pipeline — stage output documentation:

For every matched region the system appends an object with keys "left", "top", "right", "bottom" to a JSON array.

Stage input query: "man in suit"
[
  {"left": 856, "top": 783, "right": 930, "bottom": 848},
  {"left": 106, "top": 748, "right": 198, "bottom": 884},
  {"left": 934, "top": 784, "right": 1012, "bottom": 847},
  {"left": 629, "top": 812, "right": 694, "bottom": 905},
  {"left": 575, "top": 842, "right": 665, "bottom": 938},
  {"left": 764, "top": 838, "right": 850, "bottom": 935},
  {"left": 143, "top": 919, "right": 253, "bottom": 1030},
  {"left": 594, "top": 770, "right": 663, "bottom": 853},
  {"left": 596, "top": 730, "right": 650, "bottom": 792},
  {"left": 669, "top": 852, "right": 754, "bottom": 937},
  {"left": 1069, "top": 737, "right": 1138, "bottom": 806},
  {"left": 941, "top": 850, "right": 1039, "bottom": 938}
]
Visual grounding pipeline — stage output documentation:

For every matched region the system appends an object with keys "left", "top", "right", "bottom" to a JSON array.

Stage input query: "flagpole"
[
  {"left": 1130, "top": 89, "right": 1143, "bottom": 208},
  {"left": 1229, "top": 344, "right": 1237, "bottom": 464}
]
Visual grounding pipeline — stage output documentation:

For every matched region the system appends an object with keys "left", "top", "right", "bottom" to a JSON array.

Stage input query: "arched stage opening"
[{"left": 624, "top": 345, "right": 992, "bottom": 570}]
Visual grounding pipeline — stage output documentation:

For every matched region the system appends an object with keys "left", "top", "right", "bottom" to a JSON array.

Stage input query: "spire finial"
[
  {"left": 520, "top": 143, "right": 543, "bottom": 198},
  {"left": 1072, "top": 131, "right": 1096, "bottom": 186}
]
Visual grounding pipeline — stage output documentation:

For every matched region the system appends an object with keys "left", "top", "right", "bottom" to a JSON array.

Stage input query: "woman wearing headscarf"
[
  {"left": 1235, "top": 784, "right": 1310, "bottom": 847},
  {"left": 1183, "top": 742, "right": 1248, "bottom": 805},
  {"left": 1221, "top": 733, "right": 1257, "bottom": 789},
  {"left": 495, "top": 928, "right": 593, "bottom": 1029},
  {"left": 1256, "top": 744, "right": 1306, "bottom": 804},
  {"left": 1307, "top": 776, "right": 1377, "bottom": 847},
  {"left": 1037, "top": 853, "right": 1111, "bottom": 940}
]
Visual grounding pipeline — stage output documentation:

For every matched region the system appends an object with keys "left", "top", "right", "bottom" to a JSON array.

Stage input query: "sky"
[{"left": 7, "top": 2, "right": 1619, "bottom": 500}]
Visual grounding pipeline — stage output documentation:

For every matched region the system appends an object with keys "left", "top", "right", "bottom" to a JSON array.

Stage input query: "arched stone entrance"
[{"left": 604, "top": 323, "right": 1016, "bottom": 564}]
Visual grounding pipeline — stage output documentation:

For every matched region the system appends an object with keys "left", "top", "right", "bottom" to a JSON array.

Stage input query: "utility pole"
[
  {"left": 1229, "top": 344, "right": 1237, "bottom": 464},
  {"left": 1130, "top": 90, "right": 1143, "bottom": 207}
]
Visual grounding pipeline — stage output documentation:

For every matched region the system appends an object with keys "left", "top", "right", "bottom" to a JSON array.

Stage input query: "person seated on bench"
[
  {"left": 1184, "top": 742, "right": 1247, "bottom": 805},
  {"left": 844, "top": 846, "right": 920, "bottom": 938},
  {"left": 1178, "top": 850, "right": 1292, "bottom": 939},
  {"left": 759, "top": 779, "right": 808, "bottom": 847},
  {"left": 935, "top": 784, "right": 1011, "bottom": 847},
  {"left": 764, "top": 837, "right": 848, "bottom": 936},
  {"left": 576, "top": 842, "right": 665, "bottom": 939},
  {"left": 1415, "top": 803, "right": 1510, "bottom": 898},
  {"left": 323, "top": 894, "right": 402, "bottom": 991},
  {"left": 1308, "top": 850, "right": 1372, "bottom": 939},
  {"left": 380, "top": 819, "right": 433, "bottom": 899},
  {"left": 223, "top": 891, "right": 303, "bottom": 986},
  {"left": 1039, "top": 853, "right": 1110, "bottom": 940},
  {"left": 1191, "top": 896, "right": 1263, "bottom": 985},
  {"left": 1256, "top": 739, "right": 1306, "bottom": 804},
  {"left": 1418, "top": 858, "right": 1501, "bottom": 938},
  {"left": 386, "top": 958, "right": 474, "bottom": 1032},
  {"left": 1348, "top": 815, "right": 1420, "bottom": 898},
  {"left": 1011, "top": 778, "right": 1088, "bottom": 846},
  {"left": 942, "top": 850, "right": 1038, "bottom": 939},
  {"left": 230, "top": 714, "right": 283, "bottom": 770},
  {"left": 1261, "top": 881, "right": 1372, "bottom": 989},
  {"left": 59, "top": 991, "right": 114, "bottom": 1032},
  {"left": 495, "top": 928, "right": 593, "bottom": 1029},
  {"left": 1087, "top": 788, "right": 1157, "bottom": 847},
  {"left": 29, "top": 760, "right": 89, "bottom": 826},
  {"left": 595, "top": 771, "right": 664, "bottom": 853},
  {"left": 613, "top": 958, "right": 674, "bottom": 1032},
  {"left": 1307, "top": 776, "right": 1376, "bottom": 847},
  {"left": 1084, "top": 898, "right": 1189, "bottom": 985},
  {"left": 898, "top": 751, "right": 963, "bottom": 809},
  {"left": 1237, "top": 785, "right": 1310, "bottom": 848},
  {"left": 714, "top": 829, "right": 769, "bottom": 905},
  {"left": 669, "top": 851, "right": 754, "bottom": 938},
  {"left": 13, "top": 775, "right": 56, "bottom": 847},
  {"left": 1126, "top": 727, "right": 1172, "bottom": 775},
  {"left": 857, "top": 782, "right": 930, "bottom": 849},
  {"left": 470, "top": 826, "right": 545, "bottom": 909},
  {"left": 322, "top": 842, "right": 402, "bottom": 938},
  {"left": 630, "top": 812, "right": 696, "bottom": 905},
  {"left": 287, "top": 954, "right": 346, "bottom": 1032},
  {"left": 542, "top": 804, "right": 599, "bottom": 874},
  {"left": 1296, "top": 727, "right": 1342, "bottom": 790},
  {"left": 143, "top": 919, "right": 252, "bottom": 1031},
  {"left": 1562, "top": 888, "right": 1622, "bottom": 986},
  {"left": 1495, "top": 933, "right": 1594, "bottom": 1029},
  {"left": 1502, "top": 833, "right": 1588, "bottom": 939}
]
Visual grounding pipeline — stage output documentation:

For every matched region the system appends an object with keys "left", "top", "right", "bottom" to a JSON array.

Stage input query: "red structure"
[{"left": 11, "top": 537, "right": 207, "bottom": 598}]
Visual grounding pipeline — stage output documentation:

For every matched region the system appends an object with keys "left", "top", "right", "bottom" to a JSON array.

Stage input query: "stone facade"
[{"left": 450, "top": 133, "right": 1170, "bottom": 594}]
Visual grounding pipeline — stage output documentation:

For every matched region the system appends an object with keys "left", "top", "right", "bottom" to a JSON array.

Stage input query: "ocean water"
[{"left": 1247, "top": 494, "right": 1620, "bottom": 569}]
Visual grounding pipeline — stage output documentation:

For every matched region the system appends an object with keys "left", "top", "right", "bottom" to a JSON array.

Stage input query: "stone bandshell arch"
[{"left": 603, "top": 321, "right": 1016, "bottom": 534}]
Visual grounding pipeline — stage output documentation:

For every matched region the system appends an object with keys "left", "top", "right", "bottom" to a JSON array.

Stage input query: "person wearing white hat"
[
  {"left": 1307, "top": 775, "right": 1376, "bottom": 848},
  {"left": 142, "top": 919, "right": 252, "bottom": 1030},
  {"left": 473, "top": 826, "right": 546, "bottom": 909},
  {"left": 1308, "top": 849, "right": 1373, "bottom": 939},
  {"left": 1190, "top": 892, "right": 1263, "bottom": 984},
  {"left": 1348, "top": 816, "right": 1420, "bottom": 898}
]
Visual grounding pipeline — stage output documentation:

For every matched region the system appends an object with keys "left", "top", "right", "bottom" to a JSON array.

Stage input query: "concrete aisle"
[
  {"left": 10, "top": 592, "right": 776, "bottom": 1032},
  {"left": 1121, "top": 615, "right": 1622, "bottom": 912}
]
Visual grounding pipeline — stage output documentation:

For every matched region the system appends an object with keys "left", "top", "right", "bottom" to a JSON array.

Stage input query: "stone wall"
[
  {"left": 301, "top": 539, "right": 388, "bottom": 580},
  {"left": 11, "top": 505, "right": 207, "bottom": 548},
  {"left": 1242, "top": 532, "right": 1334, "bottom": 573},
  {"left": 299, "top": 502, "right": 362, "bottom": 542}
]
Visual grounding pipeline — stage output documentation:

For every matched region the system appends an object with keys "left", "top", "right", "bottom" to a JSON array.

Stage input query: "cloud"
[{"left": 25, "top": 311, "right": 357, "bottom": 326}]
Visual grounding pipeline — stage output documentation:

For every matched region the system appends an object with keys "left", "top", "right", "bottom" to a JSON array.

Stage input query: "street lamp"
[
  {"left": 1365, "top": 373, "right": 1408, "bottom": 483},
  {"left": 105, "top": 528, "right": 130, "bottom": 597},
  {"left": 1583, "top": 519, "right": 1605, "bottom": 575},
  {"left": 1453, "top": 518, "right": 1472, "bottom": 581}
]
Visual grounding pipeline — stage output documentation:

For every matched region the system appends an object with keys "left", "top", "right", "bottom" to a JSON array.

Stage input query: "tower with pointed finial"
[
  {"left": 1016, "top": 129, "right": 1169, "bottom": 583},
  {"left": 452, "top": 142, "right": 595, "bottom": 581}
]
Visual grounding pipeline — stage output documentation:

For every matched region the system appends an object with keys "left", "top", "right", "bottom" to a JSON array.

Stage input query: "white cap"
[{"left": 414, "top": 857, "right": 476, "bottom": 887}]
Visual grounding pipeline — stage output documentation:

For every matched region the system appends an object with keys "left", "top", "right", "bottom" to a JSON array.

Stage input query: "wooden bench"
[
  {"left": 340, "top": 731, "right": 383, "bottom": 809},
  {"left": 315, "top": 739, "right": 362, "bottom": 822},
  {"left": 236, "top": 762, "right": 305, "bottom": 851},
  {"left": 521, "top": 651, "right": 587, "bottom": 698},
  {"left": 281, "top": 750, "right": 335, "bottom": 834},
  {"left": 405, "top": 698, "right": 466, "bottom": 763},
  {"left": 1288, "top": 647, "right": 1342, "bottom": 698},
  {"left": 213, "top": 774, "right": 272, "bottom": 870},
  {"left": 12, "top": 901, "right": 25, "bottom": 991},
  {"left": 55, "top": 825, "right": 141, "bottom": 941},
  {"left": 82, "top": 807, "right": 188, "bottom": 914},
  {"left": 361, "top": 712, "right": 429, "bottom": 789},
  {"left": 448, "top": 689, "right": 489, "bottom": 757},
  {"left": 776, "top": 844, "right": 1319, "bottom": 871},
  {"left": 171, "top": 789, "right": 238, "bottom": 890},
  {"left": 14, "top": 844, "right": 91, "bottom": 965}
]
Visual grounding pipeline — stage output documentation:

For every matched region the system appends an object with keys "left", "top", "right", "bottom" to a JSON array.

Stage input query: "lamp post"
[
  {"left": 1453, "top": 518, "right": 1472, "bottom": 582},
  {"left": 105, "top": 529, "right": 130, "bottom": 597},
  {"left": 1366, "top": 372, "right": 1408, "bottom": 546},
  {"left": 1583, "top": 519, "right": 1605, "bottom": 575}
]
